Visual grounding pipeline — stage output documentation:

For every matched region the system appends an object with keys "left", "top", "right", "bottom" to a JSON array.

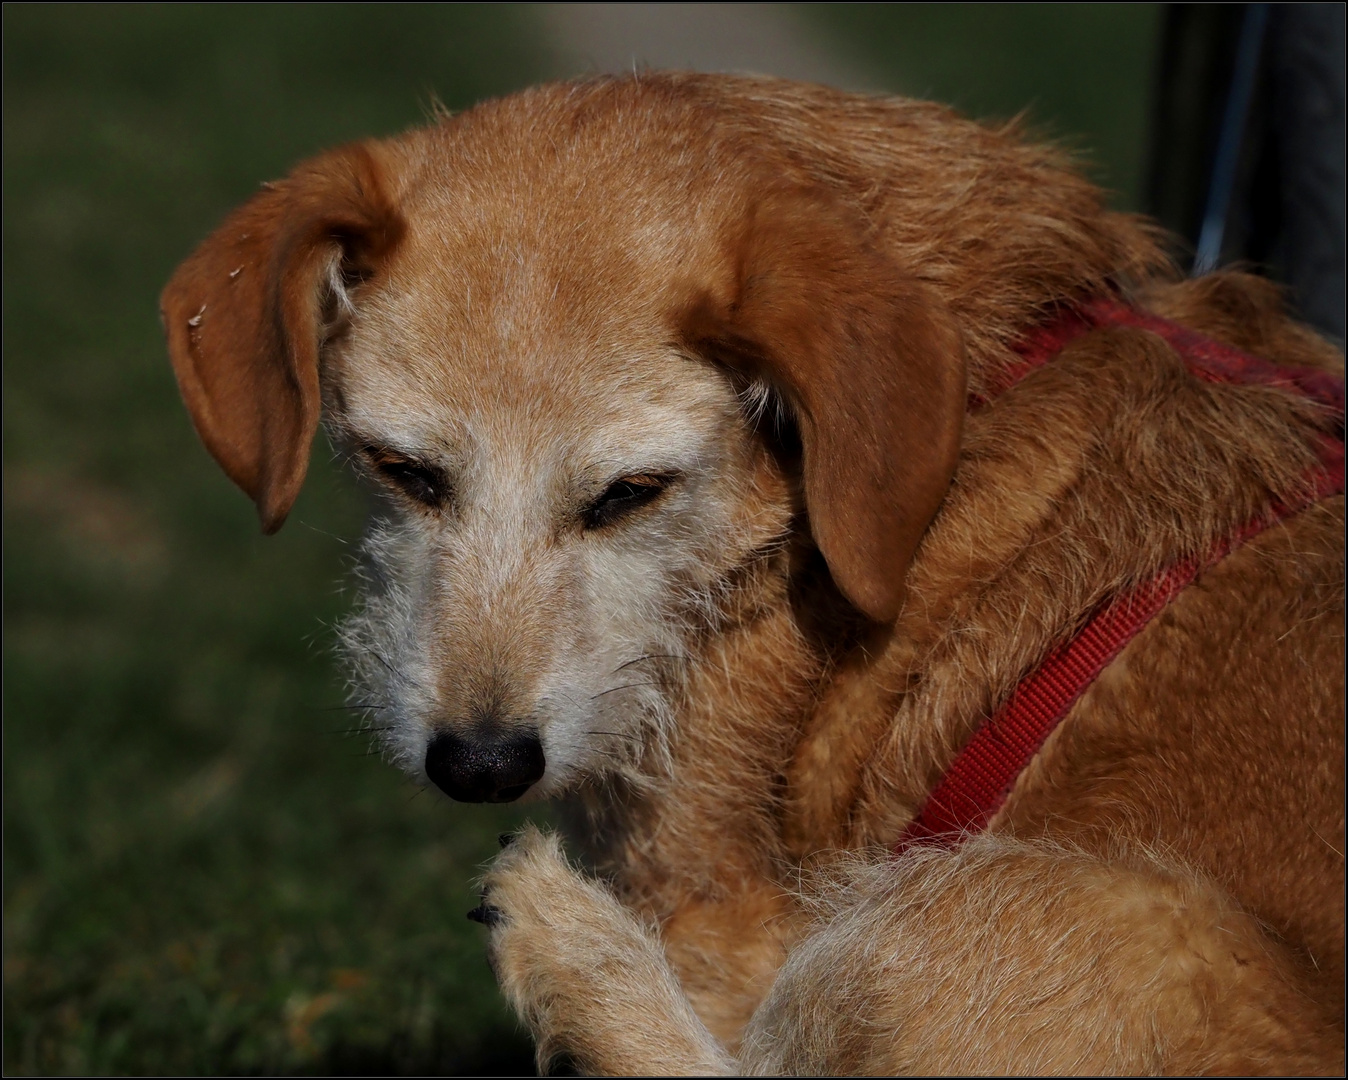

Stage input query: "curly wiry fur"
[
  {"left": 161, "top": 73, "right": 1345, "bottom": 1075},
  {"left": 483, "top": 827, "right": 1342, "bottom": 1076}
]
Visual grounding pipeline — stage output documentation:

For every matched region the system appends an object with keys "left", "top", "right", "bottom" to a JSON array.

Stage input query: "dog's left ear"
[{"left": 683, "top": 189, "right": 966, "bottom": 622}]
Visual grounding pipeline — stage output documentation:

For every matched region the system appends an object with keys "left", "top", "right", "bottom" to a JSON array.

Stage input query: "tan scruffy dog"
[{"left": 162, "top": 74, "right": 1345, "bottom": 1074}]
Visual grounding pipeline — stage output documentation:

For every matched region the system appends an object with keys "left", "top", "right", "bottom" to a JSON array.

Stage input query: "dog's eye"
[
  {"left": 584, "top": 474, "right": 672, "bottom": 530},
  {"left": 363, "top": 448, "right": 447, "bottom": 508}
]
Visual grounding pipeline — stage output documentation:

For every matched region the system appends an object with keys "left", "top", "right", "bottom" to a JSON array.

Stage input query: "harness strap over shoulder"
[{"left": 894, "top": 299, "right": 1346, "bottom": 854}]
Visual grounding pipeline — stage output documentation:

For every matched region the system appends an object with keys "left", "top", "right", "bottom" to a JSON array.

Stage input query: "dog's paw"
[
  {"left": 477, "top": 825, "right": 629, "bottom": 1003},
  {"left": 474, "top": 825, "right": 733, "bottom": 1076}
]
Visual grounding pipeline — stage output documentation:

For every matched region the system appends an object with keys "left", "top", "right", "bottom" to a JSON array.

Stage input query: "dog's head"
[{"left": 161, "top": 79, "right": 966, "bottom": 802}]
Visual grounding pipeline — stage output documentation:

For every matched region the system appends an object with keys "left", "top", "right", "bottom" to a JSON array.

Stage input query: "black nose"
[{"left": 424, "top": 727, "right": 545, "bottom": 803}]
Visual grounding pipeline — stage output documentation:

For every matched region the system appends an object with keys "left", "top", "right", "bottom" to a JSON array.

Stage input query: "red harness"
[{"left": 895, "top": 299, "right": 1346, "bottom": 853}]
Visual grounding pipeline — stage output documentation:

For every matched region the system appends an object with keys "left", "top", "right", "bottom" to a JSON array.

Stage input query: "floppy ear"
[
  {"left": 160, "top": 142, "right": 404, "bottom": 532},
  {"left": 683, "top": 189, "right": 966, "bottom": 622}
]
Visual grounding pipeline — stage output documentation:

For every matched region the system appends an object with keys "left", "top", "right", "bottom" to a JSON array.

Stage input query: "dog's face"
[
  {"left": 326, "top": 212, "right": 797, "bottom": 797},
  {"left": 160, "top": 78, "right": 968, "bottom": 804}
]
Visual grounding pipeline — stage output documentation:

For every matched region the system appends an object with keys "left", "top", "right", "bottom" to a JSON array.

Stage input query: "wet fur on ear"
[
  {"left": 682, "top": 188, "right": 967, "bottom": 622},
  {"left": 160, "top": 142, "right": 404, "bottom": 532}
]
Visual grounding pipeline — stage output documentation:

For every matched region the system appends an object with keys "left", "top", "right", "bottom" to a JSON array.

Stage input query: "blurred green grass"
[{"left": 3, "top": 5, "right": 1160, "bottom": 1075}]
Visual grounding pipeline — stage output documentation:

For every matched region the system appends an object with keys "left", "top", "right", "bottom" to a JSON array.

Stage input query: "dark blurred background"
[{"left": 3, "top": 4, "right": 1341, "bottom": 1075}]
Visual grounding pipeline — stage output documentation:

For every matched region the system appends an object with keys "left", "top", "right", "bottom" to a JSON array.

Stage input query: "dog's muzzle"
[{"left": 423, "top": 727, "right": 545, "bottom": 803}]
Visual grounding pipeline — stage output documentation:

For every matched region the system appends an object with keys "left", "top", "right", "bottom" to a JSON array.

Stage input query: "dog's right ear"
[
  {"left": 160, "top": 142, "right": 404, "bottom": 533},
  {"left": 681, "top": 187, "right": 967, "bottom": 623}
]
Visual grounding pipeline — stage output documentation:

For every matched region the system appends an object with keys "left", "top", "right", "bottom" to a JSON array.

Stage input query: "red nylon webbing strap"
[
  {"left": 895, "top": 302, "right": 1346, "bottom": 855},
  {"left": 977, "top": 297, "right": 1346, "bottom": 421}
]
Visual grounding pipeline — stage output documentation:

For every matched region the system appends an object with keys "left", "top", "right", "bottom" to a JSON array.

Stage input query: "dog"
[{"left": 161, "top": 73, "right": 1345, "bottom": 1074}]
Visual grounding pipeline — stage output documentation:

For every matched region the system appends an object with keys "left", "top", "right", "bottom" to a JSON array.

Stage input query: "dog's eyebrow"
[
  {"left": 342, "top": 431, "right": 445, "bottom": 465},
  {"left": 591, "top": 463, "right": 684, "bottom": 486},
  {"left": 360, "top": 443, "right": 434, "bottom": 468}
]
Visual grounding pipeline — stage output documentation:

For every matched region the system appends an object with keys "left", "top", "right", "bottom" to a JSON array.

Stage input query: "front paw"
[
  {"left": 476, "top": 825, "right": 624, "bottom": 1020},
  {"left": 474, "top": 825, "right": 733, "bottom": 1076}
]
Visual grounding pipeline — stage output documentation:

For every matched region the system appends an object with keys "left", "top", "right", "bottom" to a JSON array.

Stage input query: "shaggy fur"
[{"left": 161, "top": 74, "right": 1345, "bottom": 1074}]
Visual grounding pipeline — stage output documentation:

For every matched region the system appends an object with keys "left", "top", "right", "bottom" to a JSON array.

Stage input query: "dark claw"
[
  {"left": 498, "top": 832, "right": 517, "bottom": 849},
  {"left": 467, "top": 903, "right": 502, "bottom": 926}
]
